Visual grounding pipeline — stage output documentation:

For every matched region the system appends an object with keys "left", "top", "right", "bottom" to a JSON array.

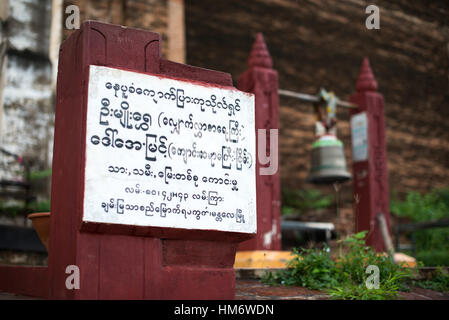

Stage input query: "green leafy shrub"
[
  {"left": 413, "top": 267, "right": 449, "bottom": 293},
  {"left": 391, "top": 187, "right": 449, "bottom": 266},
  {"left": 281, "top": 188, "right": 332, "bottom": 216},
  {"left": 0, "top": 168, "right": 51, "bottom": 217},
  {"left": 263, "top": 231, "right": 413, "bottom": 300},
  {"left": 0, "top": 202, "right": 27, "bottom": 216},
  {"left": 415, "top": 250, "right": 449, "bottom": 267},
  {"left": 264, "top": 246, "right": 339, "bottom": 290},
  {"left": 327, "top": 276, "right": 402, "bottom": 300},
  {"left": 0, "top": 200, "right": 50, "bottom": 216},
  {"left": 34, "top": 200, "right": 51, "bottom": 213},
  {"left": 391, "top": 188, "right": 449, "bottom": 222}
]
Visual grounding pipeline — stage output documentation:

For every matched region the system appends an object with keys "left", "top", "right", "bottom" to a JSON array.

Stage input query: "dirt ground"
[
  {"left": 235, "top": 279, "right": 329, "bottom": 300},
  {"left": 0, "top": 280, "right": 448, "bottom": 300}
]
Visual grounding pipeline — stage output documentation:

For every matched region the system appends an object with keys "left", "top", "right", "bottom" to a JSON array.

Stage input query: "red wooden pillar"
[
  {"left": 237, "top": 33, "right": 281, "bottom": 250},
  {"left": 349, "top": 58, "right": 390, "bottom": 252},
  {"left": 47, "top": 21, "right": 253, "bottom": 300}
]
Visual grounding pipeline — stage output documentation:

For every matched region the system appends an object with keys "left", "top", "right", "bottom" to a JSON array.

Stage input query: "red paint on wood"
[
  {"left": 350, "top": 58, "right": 390, "bottom": 252},
  {"left": 98, "top": 235, "right": 145, "bottom": 299},
  {"left": 162, "top": 240, "right": 237, "bottom": 268},
  {"left": 0, "top": 266, "right": 49, "bottom": 298},
  {"left": 143, "top": 237, "right": 163, "bottom": 299},
  {"left": 237, "top": 33, "right": 281, "bottom": 251},
  {"left": 48, "top": 24, "right": 86, "bottom": 299},
  {"left": 356, "top": 58, "right": 378, "bottom": 92},
  {"left": 75, "top": 233, "right": 99, "bottom": 299},
  {"left": 160, "top": 266, "right": 236, "bottom": 300},
  {"left": 0, "top": 21, "right": 252, "bottom": 300},
  {"left": 248, "top": 33, "right": 273, "bottom": 69}
]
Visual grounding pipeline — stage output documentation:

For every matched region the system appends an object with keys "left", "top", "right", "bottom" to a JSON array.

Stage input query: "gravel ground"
[{"left": 0, "top": 281, "right": 448, "bottom": 300}]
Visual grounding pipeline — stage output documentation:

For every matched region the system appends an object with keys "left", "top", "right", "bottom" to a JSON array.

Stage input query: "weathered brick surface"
[
  {"left": 185, "top": 0, "right": 449, "bottom": 204},
  {"left": 63, "top": 0, "right": 169, "bottom": 57}
]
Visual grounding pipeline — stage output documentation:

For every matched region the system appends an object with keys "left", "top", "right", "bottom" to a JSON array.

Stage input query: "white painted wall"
[{"left": 0, "top": 0, "right": 54, "bottom": 196}]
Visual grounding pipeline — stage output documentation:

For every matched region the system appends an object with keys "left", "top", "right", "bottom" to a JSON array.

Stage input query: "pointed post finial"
[
  {"left": 248, "top": 33, "right": 273, "bottom": 68},
  {"left": 356, "top": 57, "right": 378, "bottom": 92}
]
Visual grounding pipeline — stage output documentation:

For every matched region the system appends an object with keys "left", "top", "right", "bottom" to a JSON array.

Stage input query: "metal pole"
[{"left": 278, "top": 89, "right": 358, "bottom": 109}]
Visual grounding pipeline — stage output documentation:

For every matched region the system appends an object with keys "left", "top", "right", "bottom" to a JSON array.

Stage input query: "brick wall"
[
  {"left": 63, "top": 0, "right": 168, "bottom": 53},
  {"left": 185, "top": 0, "right": 449, "bottom": 205}
]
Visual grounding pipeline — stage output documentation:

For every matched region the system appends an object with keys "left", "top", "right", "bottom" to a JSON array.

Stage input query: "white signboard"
[
  {"left": 83, "top": 65, "right": 256, "bottom": 234},
  {"left": 350, "top": 112, "right": 369, "bottom": 162}
]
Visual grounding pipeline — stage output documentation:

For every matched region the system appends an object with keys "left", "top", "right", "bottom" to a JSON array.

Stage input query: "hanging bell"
[{"left": 307, "top": 135, "right": 351, "bottom": 185}]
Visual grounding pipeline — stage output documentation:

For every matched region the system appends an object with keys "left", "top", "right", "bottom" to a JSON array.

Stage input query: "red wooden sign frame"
[{"left": 0, "top": 21, "right": 254, "bottom": 300}]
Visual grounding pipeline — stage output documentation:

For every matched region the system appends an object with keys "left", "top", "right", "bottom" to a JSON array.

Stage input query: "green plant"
[
  {"left": 263, "top": 246, "right": 339, "bottom": 290},
  {"left": 262, "top": 231, "right": 413, "bottom": 300},
  {"left": 327, "top": 276, "right": 402, "bottom": 300},
  {"left": 391, "top": 188, "right": 449, "bottom": 222},
  {"left": 0, "top": 199, "right": 50, "bottom": 216},
  {"left": 413, "top": 266, "right": 449, "bottom": 293},
  {"left": 415, "top": 250, "right": 449, "bottom": 267},
  {"left": 0, "top": 202, "right": 27, "bottom": 216},
  {"left": 0, "top": 166, "right": 51, "bottom": 217},
  {"left": 281, "top": 188, "right": 332, "bottom": 216},
  {"left": 35, "top": 200, "right": 51, "bottom": 212},
  {"left": 29, "top": 169, "right": 52, "bottom": 181},
  {"left": 391, "top": 187, "right": 449, "bottom": 266}
]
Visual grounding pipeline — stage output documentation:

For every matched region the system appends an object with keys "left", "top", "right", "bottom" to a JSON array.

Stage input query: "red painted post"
[
  {"left": 44, "top": 21, "right": 254, "bottom": 299},
  {"left": 349, "top": 58, "right": 390, "bottom": 252},
  {"left": 237, "top": 33, "right": 281, "bottom": 250}
]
